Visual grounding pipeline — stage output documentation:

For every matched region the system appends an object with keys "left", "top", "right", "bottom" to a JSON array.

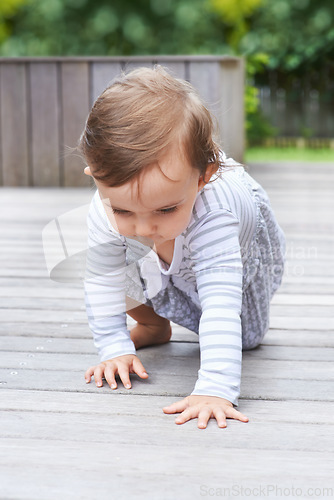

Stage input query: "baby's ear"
[
  {"left": 202, "top": 163, "right": 219, "bottom": 184},
  {"left": 84, "top": 166, "right": 93, "bottom": 176}
]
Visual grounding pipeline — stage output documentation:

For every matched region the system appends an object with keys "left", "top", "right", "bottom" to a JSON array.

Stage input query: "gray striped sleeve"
[
  {"left": 188, "top": 209, "right": 243, "bottom": 405},
  {"left": 84, "top": 194, "right": 136, "bottom": 361}
]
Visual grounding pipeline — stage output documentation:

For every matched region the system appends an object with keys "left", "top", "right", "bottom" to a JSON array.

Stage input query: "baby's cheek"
[
  {"left": 168, "top": 215, "right": 189, "bottom": 237},
  {"left": 115, "top": 220, "right": 130, "bottom": 235}
]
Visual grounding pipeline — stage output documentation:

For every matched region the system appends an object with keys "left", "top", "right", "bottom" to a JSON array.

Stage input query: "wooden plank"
[
  {"left": 0, "top": 308, "right": 87, "bottom": 323},
  {"left": 269, "top": 316, "right": 334, "bottom": 330},
  {"left": 60, "top": 62, "right": 91, "bottom": 187},
  {"left": 279, "top": 282, "right": 334, "bottom": 294},
  {"left": 1, "top": 438, "right": 333, "bottom": 500},
  {"left": 0, "top": 286, "right": 83, "bottom": 299},
  {"left": 262, "top": 329, "right": 334, "bottom": 347},
  {"left": 1, "top": 409, "right": 334, "bottom": 453},
  {"left": 270, "top": 304, "right": 334, "bottom": 317},
  {"left": 218, "top": 58, "right": 245, "bottom": 162},
  {"left": 188, "top": 61, "right": 221, "bottom": 109},
  {"left": 1, "top": 351, "right": 333, "bottom": 381},
  {"left": 29, "top": 62, "right": 60, "bottom": 186},
  {"left": 0, "top": 269, "right": 51, "bottom": 278},
  {"left": 0, "top": 277, "right": 84, "bottom": 288},
  {"left": 0, "top": 366, "right": 332, "bottom": 401},
  {"left": 0, "top": 322, "right": 91, "bottom": 337},
  {"left": 0, "top": 63, "right": 29, "bottom": 185},
  {"left": 243, "top": 345, "right": 334, "bottom": 362},
  {"left": 188, "top": 61, "right": 223, "bottom": 148},
  {"left": 0, "top": 336, "right": 95, "bottom": 353},
  {"left": 2, "top": 390, "right": 334, "bottom": 425},
  {"left": 189, "top": 59, "right": 245, "bottom": 162},
  {"left": 91, "top": 61, "right": 122, "bottom": 103},
  {"left": 0, "top": 297, "right": 85, "bottom": 309},
  {"left": 272, "top": 294, "right": 334, "bottom": 306}
]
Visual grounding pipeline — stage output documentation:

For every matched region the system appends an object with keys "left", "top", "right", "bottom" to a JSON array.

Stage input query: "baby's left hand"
[{"left": 162, "top": 395, "right": 249, "bottom": 429}]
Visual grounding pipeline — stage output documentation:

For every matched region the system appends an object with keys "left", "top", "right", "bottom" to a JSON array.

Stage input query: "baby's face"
[{"left": 87, "top": 148, "right": 209, "bottom": 248}]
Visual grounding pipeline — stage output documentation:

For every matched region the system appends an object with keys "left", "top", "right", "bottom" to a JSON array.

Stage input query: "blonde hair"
[{"left": 79, "top": 65, "right": 222, "bottom": 186}]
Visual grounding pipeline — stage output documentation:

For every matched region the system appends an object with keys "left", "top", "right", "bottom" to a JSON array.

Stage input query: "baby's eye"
[
  {"left": 112, "top": 208, "right": 131, "bottom": 216},
  {"left": 158, "top": 206, "right": 178, "bottom": 215}
]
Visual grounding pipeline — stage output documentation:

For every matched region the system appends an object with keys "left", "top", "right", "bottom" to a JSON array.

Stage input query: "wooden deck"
[{"left": 1, "top": 162, "right": 334, "bottom": 499}]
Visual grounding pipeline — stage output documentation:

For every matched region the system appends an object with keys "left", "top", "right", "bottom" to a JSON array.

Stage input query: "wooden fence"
[
  {"left": 0, "top": 56, "right": 244, "bottom": 187},
  {"left": 258, "top": 85, "right": 334, "bottom": 139}
]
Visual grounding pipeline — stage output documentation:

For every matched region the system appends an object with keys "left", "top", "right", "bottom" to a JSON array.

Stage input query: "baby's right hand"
[{"left": 84, "top": 354, "right": 148, "bottom": 390}]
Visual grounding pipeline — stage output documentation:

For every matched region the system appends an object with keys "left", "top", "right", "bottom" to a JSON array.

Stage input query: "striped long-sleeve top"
[{"left": 84, "top": 160, "right": 260, "bottom": 405}]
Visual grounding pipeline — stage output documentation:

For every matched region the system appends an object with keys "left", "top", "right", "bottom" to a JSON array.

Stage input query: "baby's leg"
[{"left": 127, "top": 303, "right": 171, "bottom": 350}]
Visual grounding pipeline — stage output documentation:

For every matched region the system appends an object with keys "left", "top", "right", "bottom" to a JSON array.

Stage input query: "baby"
[{"left": 80, "top": 66, "right": 285, "bottom": 429}]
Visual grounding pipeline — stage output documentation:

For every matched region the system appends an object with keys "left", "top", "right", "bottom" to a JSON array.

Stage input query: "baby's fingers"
[
  {"left": 175, "top": 405, "right": 200, "bottom": 425},
  {"left": 225, "top": 406, "right": 249, "bottom": 423},
  {"left": 212, "top": 407, "right": 227, "bottom": 428},
  {"left": 104, "top": 364, "right": 117, "bottom": 390},
  {"left": 118, "top": 364, "right": 132, "bottom": 389},
  {"left": 163, "top": 398, "right": 188, "bottom": 414},
  {"left": 84, "top": 366, "right": 95, "bottom": 384},
  {"left": 132, "top": 357, "right": 148, "bottom": 379},
  {"left": 93, "top": 365, "right": 105, "bottom": 388}
]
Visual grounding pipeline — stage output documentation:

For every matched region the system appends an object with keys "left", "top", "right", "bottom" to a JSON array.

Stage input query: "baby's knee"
[
  {"left": 242, "top": 326, "right": 268, "bottom": 350},
  {"left": 242, "top": 337, "right": 262, "bottom": 351}
]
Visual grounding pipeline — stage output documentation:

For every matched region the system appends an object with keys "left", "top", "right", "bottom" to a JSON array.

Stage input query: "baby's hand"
[
  {"left": 84, "top": 354, "right": 148, "bottom": 390},
  {"left": 163, "top": 395, "right": 249, "bottom": 429}
]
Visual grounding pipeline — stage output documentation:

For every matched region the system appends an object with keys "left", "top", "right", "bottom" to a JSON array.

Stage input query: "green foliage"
[
  {"left": 209, "top": 0, "right": 264, "bottom": 49},
  {"left": 245, "top": 146, "right": 334, "bottom": 163},
  {"left": 240, "top": 0, "right": 334, "bottom": 73},
  {"left": 246, "top": 109, "right": 278, "bottom": 146},
  {"left": 0, "top": 0, "right": 231, "bottom": 56},
  {"left": 245, "top": 53, "right": 274, "bottom": 146},
  {"left": 0, "top": 0, "right": 28, "bottom": 43},
  {"left": 1, "top": 0, "right": 333, "bottom": 76},
  {"left": 1, "top": 0, "right": 333, "bottom": 73},
  {"left": 300, "top": 126, "right": 314, "bottom": 139}
]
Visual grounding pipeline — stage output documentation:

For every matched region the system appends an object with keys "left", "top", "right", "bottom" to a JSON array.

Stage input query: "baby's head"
[
  {"left": 79, "top": 65, "right": 221, "bottom": 187},
  {"left": 79, "top": 66, "right": 222, "bottom": 244}
]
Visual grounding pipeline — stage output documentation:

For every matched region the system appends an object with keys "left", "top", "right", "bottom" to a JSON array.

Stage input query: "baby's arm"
[
  {"left": 84, "top": 194, "right": 147, "bottom": 387},
  {"left": 164, "top": 210, "right": 248, "bottom": 427}
]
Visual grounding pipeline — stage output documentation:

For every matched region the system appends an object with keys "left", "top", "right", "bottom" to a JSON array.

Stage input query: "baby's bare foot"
[{"left": 130, "top": 320, "right": 172, "bottom": 350}]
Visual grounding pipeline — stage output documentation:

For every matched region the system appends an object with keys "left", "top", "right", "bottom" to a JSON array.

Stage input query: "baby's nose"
[{"left": 135, "top": 219, "right": 156, "bottom": 238}]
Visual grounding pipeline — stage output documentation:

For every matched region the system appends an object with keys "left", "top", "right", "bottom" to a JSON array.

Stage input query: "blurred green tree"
[
  {"left": 0, "top": 0, "right": 231, "bottom": 56},
  {"left": 209, "top": 0, "right": 263, "bottom": 50},
  {"left": 0, "top": 0, "right": 28, "bottom": 45},
  {"left": 240, "top": 0, "right": 334, "bottom": 74},
  {"left": 2, "top": 0, "right": 333, "bottom": 78}
]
